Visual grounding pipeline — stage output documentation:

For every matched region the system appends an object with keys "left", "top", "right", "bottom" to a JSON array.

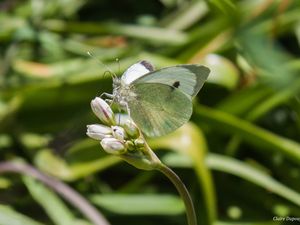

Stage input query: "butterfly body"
[
  {"left": 112, "top": 79, "right": 135, "bottom": 109},
  {"left": 110, "top": 60, "right": 210, "bottom": 137}
]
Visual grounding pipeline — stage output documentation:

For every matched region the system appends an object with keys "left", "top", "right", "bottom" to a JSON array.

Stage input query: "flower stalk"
[
  {"left": 157, "top": 163, "right": 197, "bottom": 225},
  {"left": 87, "top": 97, "right": 197, "bottom": 225}
]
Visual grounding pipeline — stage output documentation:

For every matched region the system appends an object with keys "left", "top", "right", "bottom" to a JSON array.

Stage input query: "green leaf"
[
  {"left": 161, "top": 1, "right": 209, "bottom": 30},
  {"left": 215, "top": 221, "right": 281, "bottom": 225},
  {"left": 162, "top": 152, "right": 192, "bottom": 168},
  {"left": 0, "top": 204, "right": 44, "bottom": 225},
  {"left": 42, "top": 20, "right": 188, "bottom": 45},
  {"left": 163, "top": 152, "right": 300, "bottom": 210},
  {"left": 0, "top": 97, "right": 21, "bottom": 132},
  {"left": 202, "top": 54, "right": 239, "bottom": 90},
  {"left": 90, "top": 194, "right": 184, "bottom": 215},
  {"left": 149, "top": 123, "right": 216, "bottom": 224},
  {"left": 0, "top": 177, "right": 11, "bottom": 189},
  {"left": 23, "top": 176, "right": 76, "bottom": 225},
  {"left": 237, "top": 31, "right": 294, "bottom": 88},
  {"left": 216, "top": 84, "right": 273, "bottom": 116},
  {"left": 206, "top": 153, "right": 300, "bottom": 207},
  {"left": 34, "top": 149, "right": 73, "bottom": 180},
  {"left": 209, "top": 0, "right": 237, "bottom": 16},
  {"left": 35, "top": 148, "right": 121, "bottom": 181},
  {"left": 194, "top": 105, "right": 300, "bottom": 163}
]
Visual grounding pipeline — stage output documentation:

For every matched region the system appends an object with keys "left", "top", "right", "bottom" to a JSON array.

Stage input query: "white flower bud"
[
  {"left": 101, "top": 138, "right": 126, "bottom": 154},
  {"left": 125, "top": 140, "right": 135, "bottom": 150},
  {"left": 134, "top": 138, "right": 145, "bottom": 147},
  {"left": 86, "top": 124, "right": 112, "bottom": 140},
  {"left": 111, "top": 126, "right": 126, "bottom": 141},
  {"left": 123, "top": 119, "right": 139, "bottom": 138},
  {"left": 91, "top": 97, "right": 115, "bottom": 125}
]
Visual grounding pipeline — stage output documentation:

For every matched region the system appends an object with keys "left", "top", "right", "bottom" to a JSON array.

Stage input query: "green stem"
[{"left": 157, "top": 163, "right": 197, "bottom": 225}]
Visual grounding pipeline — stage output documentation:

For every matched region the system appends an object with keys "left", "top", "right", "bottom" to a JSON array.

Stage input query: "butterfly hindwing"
[
  {"left": 127, "top": 83, "right": 192, "bottom": 137},
  {"left": 133, "top": 64, "right": 210, "bottom": 97}
]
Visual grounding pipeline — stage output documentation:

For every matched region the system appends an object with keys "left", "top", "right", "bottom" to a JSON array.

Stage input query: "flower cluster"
[
  {"left": 86, "top": 97, "right": 161, "bottom": 170},
  {"left": 86, "top": 97, "right": 197, "bottom": 225}
]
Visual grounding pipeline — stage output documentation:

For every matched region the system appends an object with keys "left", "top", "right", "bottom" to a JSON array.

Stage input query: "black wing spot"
[
  {"left": 140, "top": 60, "right": 154, "bottom": 71},
  {"left": 172, "top": 81, "right": 180, "bottom": 88}
]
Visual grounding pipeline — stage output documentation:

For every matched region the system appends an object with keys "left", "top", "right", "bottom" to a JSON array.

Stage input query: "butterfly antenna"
[
  {"left": 116, "top": 58, "right": 121, "bottom": 74},
  {"left": 87, "top": 51, "right": 118, "bottom": 79}
]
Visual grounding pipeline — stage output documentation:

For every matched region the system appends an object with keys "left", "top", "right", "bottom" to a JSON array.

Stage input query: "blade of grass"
[
  {"left": 90, "top": 194, "right": 184, "bottom": 215},
  {"left": 206, "top": 153, "right": 300, "bottom": 207},
  {"left": 0, "top": 204, "right": 44, "bottom": 225},
  {"left": 215, "top": 220, "right": 281, "bottom": 225},
  {"left": 35, "top": 147, "right": 121, "bottom": 181},
  {"left": 246, "top": 76, "right": 300, "bottom": 121},
  {"left": 42, "top": 20, "right": 188, "bottom": 45},
  {"left": 23, "top": 176, "right": 76, "bottom": 225},
  {"left": 149, "top": 123, "right": 217, "bottom": 225},
  {"left": 193, "top": 105, "right": 300, "bottom": 163},
  {"left": 162, "top": 152, "right": 300, "bottom": 213},
  {"left": 0, "top": 161, "right": 110, "bottom": 225},
  {"left": 160, "top": 0, "right": 208, "bottom": 30}
]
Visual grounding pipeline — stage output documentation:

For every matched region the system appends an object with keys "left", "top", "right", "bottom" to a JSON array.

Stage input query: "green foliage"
[
  {"left": 23, "top": 176, "right": 78, "bottom": 225},
  {"left": 1, "top": 0, "right": 300, "bottom": 225},
  {"left": 0, "top": 205, "right": 44, "bottom": 225},
  {"left": 90, "top": 194, "right": 184, "bottom": 215}
]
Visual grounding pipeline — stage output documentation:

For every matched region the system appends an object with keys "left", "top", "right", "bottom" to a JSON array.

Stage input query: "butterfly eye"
[{"left": 113, "top": 78, "right": 121, "bottom": 87}]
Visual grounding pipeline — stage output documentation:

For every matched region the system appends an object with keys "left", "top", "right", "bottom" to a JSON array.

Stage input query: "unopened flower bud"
[
  {"left": 134, "top": 138, "right": 145, "bottom": 148},
  {"left": 86, "top": 124, "right": 112, "bottom": 140},
  {"left": 123, "top": 119, "right": 139, "bottom": 138},
  {"left": 101, "top": 138, "right": 126, "bottom": 154},
  {"left": 91, "top": 97, "right": 115, "bottom": 125},
  {"left": 111, "top": 126, "right": 126, "bottom": 141},
  {"left": 125, "top": 140, "right": 135, "bottom": 151}
]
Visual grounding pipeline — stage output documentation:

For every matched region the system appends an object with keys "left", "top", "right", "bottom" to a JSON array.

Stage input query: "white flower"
[
  {"left": 134, "top": 138, "right": 145, "bottom": 147},
  {"left": 91, "top": 97, "right": 115, "bottom": 125},
  {"left": 123, "top": 119, "right": 139, "bottom": 138},
  {"left": 111, "top": 126, "right": 126, "bottom": 140},
  {"left": 86, "top": 124, "right": 112, "bottom": 140},
  {"left": 101, "top": 138, "right": 126, "bottom": 154}
]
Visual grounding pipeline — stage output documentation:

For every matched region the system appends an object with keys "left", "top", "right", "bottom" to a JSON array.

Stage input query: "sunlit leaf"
[
  {"left": 23, "top": 176, "right": 76, "bottom": 225},
  {"left": 91, "top": 194, "right": 184, "bottom": 215},
  {"left": 0, "top": 204, "right": 44, "bottom": 225}
]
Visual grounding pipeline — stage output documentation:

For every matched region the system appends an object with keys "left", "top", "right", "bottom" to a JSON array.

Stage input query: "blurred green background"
[{"left": 1, "top": 0, "right": 300, "bottom": 225}]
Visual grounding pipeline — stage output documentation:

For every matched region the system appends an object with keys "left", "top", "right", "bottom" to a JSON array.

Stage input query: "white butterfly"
[{"left": 104, "top": 60, "right": 210, "bottom": 137}]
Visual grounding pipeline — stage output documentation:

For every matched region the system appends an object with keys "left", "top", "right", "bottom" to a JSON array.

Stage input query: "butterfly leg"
[
  {"left": 100, "top": 92, "right": 114, "bottom": 99},
  {"left": 100, "top": 92, "right": 116, "bottom": 108},
  {"left": 124, "top": 102, "right": 131, "bottom": 115},
  {"left": 105, "top": 99, "right": 114, "bottom": 105}
]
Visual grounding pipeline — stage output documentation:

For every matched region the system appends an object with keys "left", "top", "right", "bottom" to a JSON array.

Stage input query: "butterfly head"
[
  {"left": 111, "top": 60, "right": 155, "bottom": 115},
  {"left": 112, "top": 76, "right": 131, "bottom": 110},
  {"left": 112, "top": 76, "right": 121, "bottom": 90}
]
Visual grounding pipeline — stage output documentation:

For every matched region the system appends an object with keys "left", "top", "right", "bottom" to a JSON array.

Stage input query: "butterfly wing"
[
  {"left": 121, "top": 60, "right": 154, "bottom": 84},
  {"left": 133, "top": 64, "right": 210, "bottom": 97},
  {"left": 127, "top": 83, "right": 192, "bottom": 137}
]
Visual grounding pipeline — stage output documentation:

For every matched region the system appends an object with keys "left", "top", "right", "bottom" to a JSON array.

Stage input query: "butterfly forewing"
[
  {"left": 121, "top": 60, "right": 154, "bottom": 84},
  {"left": 127, "top": 83, "right": 192, "bottom": 137},
  {"left": 133, "top": 65, "right": 210, "bottom": 97}
]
